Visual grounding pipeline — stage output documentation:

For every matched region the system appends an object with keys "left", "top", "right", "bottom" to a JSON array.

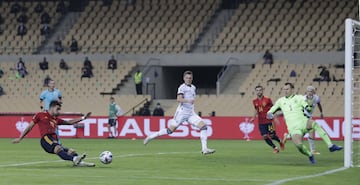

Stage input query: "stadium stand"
[
  {"left": 0, "top": 0, "right": 352, "bottom": 117},
  {"left": 0, "top": 1, "right": 64, "bottom": 55},
  {"left": 0, "top": 59, "right": 150, "bottom": 116},
  {"left": 62, "top": 0, "right": 221, "bottom": 54},
  {"left": 211, "top": 0, "right": 357, "bottom": 53},
  {"left": 0, "top": 0, "right": 356, "bottom": 54}
]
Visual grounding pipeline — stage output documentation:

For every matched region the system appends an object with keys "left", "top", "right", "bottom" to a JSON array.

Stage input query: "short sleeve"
[
  {"left": 39, "top": 91, "right": 46, "bottom": 100},
  {"left": 56, "top": 117, "right": 65, "bottom": 125},
  {"left": 32, "top": 113, "right": 40, "bottom": 123},
  {"left": 268, "top": 97, "right": 273, "bottom": 106},
  {"left": 316, "top": 95, "right": 321, "bottom": 104},
  {"left": 177, "top": 84, "right": 185, "bottom": 95},
  {"left": 57, "top": 90, "right": 62, "bottom": 99}
]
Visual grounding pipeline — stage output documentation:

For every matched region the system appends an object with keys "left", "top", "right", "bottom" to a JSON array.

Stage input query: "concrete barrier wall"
[{"left": 0, "top": 51, "right": 345, "bottom": 66}]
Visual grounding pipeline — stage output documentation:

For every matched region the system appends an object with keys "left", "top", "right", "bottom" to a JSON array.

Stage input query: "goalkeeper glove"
[
  {"left": 303, "top": 105, "right": 313, "bottom": 118},
  {"left": 305, "top": 105, "right": 313, "bottom": 112},
  {"left": 266, "top": 112, "right": 274, "bottom": 119}
]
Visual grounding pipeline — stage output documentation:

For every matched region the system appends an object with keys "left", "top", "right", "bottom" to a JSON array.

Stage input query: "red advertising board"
[{"left": 0, "top": 116, "right": 358, "bottom": 140}]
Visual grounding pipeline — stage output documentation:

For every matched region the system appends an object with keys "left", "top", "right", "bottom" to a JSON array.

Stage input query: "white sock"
[
  {"left": 109, "top": 129, "right": 113, "bottom": 137},
  {"left": 72, "top": 156, "right": 77, "bottom": 163},
  {"left": 148, "top": 128, "right": 168, "bottom": 140},
  {"left": 111, "top": 127, "right": 117, "bottom": 137},
  {"left": 200, "top": 130, "right": 207, "bottom": 151},
  {"left": 308, "top": 138, "right": 315, "bottom": 151}
]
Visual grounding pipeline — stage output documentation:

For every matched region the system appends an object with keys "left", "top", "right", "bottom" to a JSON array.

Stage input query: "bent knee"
[
  {"left": 53, "top": 145, "right": 63, "bottom": 154},
  {"left": 199, "top": 125, "right": 207, "bottom": 130},
  {"left": 197, "top": 121, "right": 207, "bottom": 129}
]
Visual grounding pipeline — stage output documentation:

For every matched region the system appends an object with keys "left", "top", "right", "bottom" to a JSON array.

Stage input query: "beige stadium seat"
[
  {"left": 62, "top": 0, "right": 221, "bottom": 54},
  {"left": 0, "top": 59, "right": 138, "bottom": 115},
  {"left": 210, "top": 0, "right": 350, "bottom": 53},
  {"left": 0, "top": 1, "right": 64, "bottom": 55},
  {"left": 235, "top": 61, "right": 346, "bottom": 115}
]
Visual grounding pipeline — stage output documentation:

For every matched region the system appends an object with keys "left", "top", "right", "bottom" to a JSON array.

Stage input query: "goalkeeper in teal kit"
[{"left": 267, "top": 83, "right": 342, "bottom": 164}]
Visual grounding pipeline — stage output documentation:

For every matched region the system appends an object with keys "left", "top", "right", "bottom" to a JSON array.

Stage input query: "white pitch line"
[
  {"left": 0, "top": 152, "right": 348, "bottom": 184},
  {"left": 0, "top": 173, "right": 272, "bottom": 183},
  {"left": 0, "top": 151, "right": 196, "bottom": 168},
  {"left": 0, "top": 160, "right": 64, "bottom": 167},
  {"left": 265, "top": 167, "right": 348, "bottom": 185},
  {"left": 137, "top": 176, "right": 271, "bottom": 183},
  {"left": 0, "top": 151, "right": 272, "bottom": 183}
]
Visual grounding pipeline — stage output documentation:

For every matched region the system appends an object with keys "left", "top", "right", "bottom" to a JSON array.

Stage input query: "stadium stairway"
[
  {"left": 221, "top": 64, "right": 252, "bottom": 94},
  {"left": 113, "top": 67, "right": 139, "bottom": 95},
  {"left": 38, "top": 12, "right": 81, "bottom": 54},
  {"left": 190, "top": 8, "right": 235, "bottom": 53}
]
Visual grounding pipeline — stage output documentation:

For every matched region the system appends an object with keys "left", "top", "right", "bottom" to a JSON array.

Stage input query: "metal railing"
[
  {"left": 124, "top": 98, "right": 148, "bottom": 116},
  {"left": 216, "top": 57, "right": 239, "bottom": 95},
  {"left": 142, "top": 57, "right": 160, "bottom": 75}
]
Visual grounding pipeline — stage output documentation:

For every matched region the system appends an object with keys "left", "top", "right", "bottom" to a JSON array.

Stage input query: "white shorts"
[{"left": 173, "top": 107, "right": 202, "bottom": 128}]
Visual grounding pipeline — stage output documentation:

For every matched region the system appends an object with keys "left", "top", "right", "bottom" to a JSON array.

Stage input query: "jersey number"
[{"left": 268, "top": 124, "right": 275, "bottom": 132}]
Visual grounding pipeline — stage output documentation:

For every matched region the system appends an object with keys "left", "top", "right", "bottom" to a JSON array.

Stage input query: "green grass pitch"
[{"left": 0, "top": 138, "right": 358, "bottom": 185}]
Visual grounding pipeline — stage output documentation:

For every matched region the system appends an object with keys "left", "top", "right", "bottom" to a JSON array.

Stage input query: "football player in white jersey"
[
  {"left": 304, "top": 86, "right": 324, "bottom": 155},
  {"left": 143, "top": 71, "right": 215, "bottom": 155}
]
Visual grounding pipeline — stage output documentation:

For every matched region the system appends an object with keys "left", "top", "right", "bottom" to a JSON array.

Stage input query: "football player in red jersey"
[
  {"left": 249, "top": 85, "right": 284, "bottom": 153},
  {"left": 12, "top": 100, "right": 94, "bottom": 167}
]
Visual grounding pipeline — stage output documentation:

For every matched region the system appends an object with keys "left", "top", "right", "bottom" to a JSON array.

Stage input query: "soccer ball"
[{"left": 99, "top": 151, "right": 113, "bottom": 164}]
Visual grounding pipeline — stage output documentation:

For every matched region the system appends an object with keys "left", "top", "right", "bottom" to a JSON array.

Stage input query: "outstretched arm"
[
  {"left": 267, "top": 99, "right": 281, "bottom": 119},
  {"left": 249, "top": 109, "right": 257, "bottom": 123},
  {"left": 12, "top": 121, "right": 35, "bottom": 144},
  {"left": 39, "top": 99, "right": 44, "bottom": 110},
  {"left": 317, "top": 102, "right": 324, "bottom": 118},
  {"left": 39, "top": 91, "right": 45, "bottom": 110},
  {"left": 60, "top": 112, "right": 91, "bottom": 125}
]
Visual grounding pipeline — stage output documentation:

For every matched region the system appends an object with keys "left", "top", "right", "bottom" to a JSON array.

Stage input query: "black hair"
[
  {"left": 49, "top": 100, "right": 61, "bottom": 108},
  {"left": 183, "top": 70, "right": 193, "bottom": 76},
  {"left": 284, "top": 82, "right": 294, "bottom": 89},
  {"left": 255, "top": 85, "right": 263, "bottom": 89}
]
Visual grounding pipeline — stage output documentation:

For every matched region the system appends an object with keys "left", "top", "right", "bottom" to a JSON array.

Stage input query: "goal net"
[{"left": 345, "top": 18, "right": 360, "bottom": 167}]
